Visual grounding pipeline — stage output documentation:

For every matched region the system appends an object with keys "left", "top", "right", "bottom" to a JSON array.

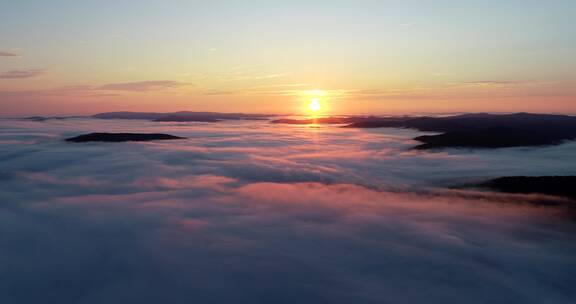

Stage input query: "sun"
[
  {"left": 303, "top": 90, "right": 327, "bottom": 115},
  {"left": 307, "top": 98, "right": 322, "bottom": 113}
]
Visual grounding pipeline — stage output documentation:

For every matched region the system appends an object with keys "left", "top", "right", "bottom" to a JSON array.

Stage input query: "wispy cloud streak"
[{"left": 0, "top": 69, "right": 46, "bottom": 79}]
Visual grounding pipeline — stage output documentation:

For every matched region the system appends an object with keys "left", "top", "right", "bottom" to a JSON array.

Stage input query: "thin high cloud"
[
  {"left": 1, "top": 118, "right": 575, "bottom": 303},
  {"left": 463, "top": 80, "right": 527, "bottom": 85},
  {"left": 335, "top": 80, "right": 571, "bottom": 101},
  {"left": 460, "top": 80, "right": 542, "bottom": 87},
  {"left": 0, "top": 51, "right": 19, "bottom": 57},
  {"left": 0, "top": 81, "right": 189, "bottom": 99},
  {"left": 98, "top": 80, "right": 188, "bottom": 91},
  {"left": 0, "top": 69, "right": 46, "bottom": 79},
  {"left": 196, "top": 81, "right": 548, "bottom": 100}
]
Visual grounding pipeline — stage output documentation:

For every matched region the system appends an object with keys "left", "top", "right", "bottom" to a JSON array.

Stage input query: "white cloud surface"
[{"left": 1, "top": 118, "right": 575, "bottom": 303}]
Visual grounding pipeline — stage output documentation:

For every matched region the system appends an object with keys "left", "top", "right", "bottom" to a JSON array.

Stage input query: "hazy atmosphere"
[{"left": 1, "top": 1, "right": 576, "bottom": 304}]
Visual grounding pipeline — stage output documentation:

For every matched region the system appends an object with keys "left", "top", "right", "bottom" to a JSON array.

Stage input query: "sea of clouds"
[{"left": 1, "top": 118, "right": 575, "bottom": 304}]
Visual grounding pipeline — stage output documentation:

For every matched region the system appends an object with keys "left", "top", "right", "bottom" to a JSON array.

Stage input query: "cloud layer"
[
  {"left": 1, "top": 118, "right": 575, "bottom": 303},
  {"left": 98, "top": 80, "right": 187, "bottom": 91},
  {"left": 0, "top": 68, "right": 46, "bottom": 79},
  {"left": 0, "top": 50, "right": 19, "bottom": 57}
]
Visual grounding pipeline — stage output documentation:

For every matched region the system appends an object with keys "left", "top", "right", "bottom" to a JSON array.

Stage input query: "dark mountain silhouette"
[
  {"left": 25, "top": 116, "right": 73, "bottom": 121},
  {"left": 66, "top": 133, "right": 185, "bottom": 143},
  {"left": 344, "top": 113, "right": 576, "bottom": 149},
  {"left": 89, "top": 112, "right": 576, "bottom": 148},
  {"left": 271, "top": 116, "right": 395, "bottom": 125},
  {"left": 346, "top": 112, "right": 576, "bottom": 131},
  {"left": 93, "top": 112, "right": 169, "bottom": 120},
  {"left": 414, "top": 127, "right": 571, "bottom": 150},
  {"left": 155, "top": 116, "right": 221, "bottom": 122},
  {"left": 477, "top": 176, "right": 576, "bottom": 201},
  {"left": 93, "top": 111, "right": 274, "bottom": 122}
]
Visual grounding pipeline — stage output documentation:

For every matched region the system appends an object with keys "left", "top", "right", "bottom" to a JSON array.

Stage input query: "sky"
[{"left": 1, "top": 0, "right": 575, "bottom": 115}]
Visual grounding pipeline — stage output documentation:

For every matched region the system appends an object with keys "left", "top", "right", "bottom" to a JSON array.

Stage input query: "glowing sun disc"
[{"left": 307, "top": 98, "right": 322, "bottom": 112}]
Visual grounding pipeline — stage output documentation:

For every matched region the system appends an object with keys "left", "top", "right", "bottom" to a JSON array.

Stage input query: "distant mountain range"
[
  {"left": 93, "top": 111, "right": 275, "bottom": 122},
  {"left": 274, "top": 113, "right": 576, "bottom": 149},
  {"left": 475, "top": 176, "right": 576, "bottom": 201},
  {"left": 21, "top": 112, "right": 576, "bottom": 149}
]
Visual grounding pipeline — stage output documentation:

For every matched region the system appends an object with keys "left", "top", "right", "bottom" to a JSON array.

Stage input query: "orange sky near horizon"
[{"left": 1, "top": 0, "right": 575, "bottom": 116}]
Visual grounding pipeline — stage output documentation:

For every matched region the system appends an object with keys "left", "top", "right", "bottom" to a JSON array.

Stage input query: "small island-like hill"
[{"left": 66, "top": 133, "right": 186, "bottom": 143}]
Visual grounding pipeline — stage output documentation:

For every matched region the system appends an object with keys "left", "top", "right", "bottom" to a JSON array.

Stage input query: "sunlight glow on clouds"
[
  {"left": 0, "top": 0, "right": 575, "bottom": 301},
  {"left": 1, "top": 118, "right": 575, "bottom": 303}
]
